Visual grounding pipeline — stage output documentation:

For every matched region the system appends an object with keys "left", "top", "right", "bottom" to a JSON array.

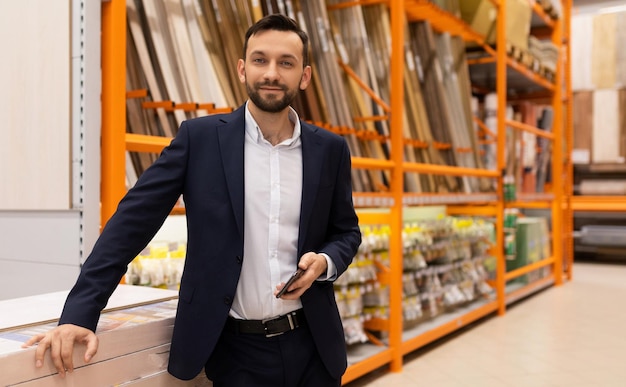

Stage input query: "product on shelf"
[
  {"left": 338, "top": 215, "right": 496, "bottom": 346},
  {"left": 125, "top": 241, "right": 186, "bottom": 289}
]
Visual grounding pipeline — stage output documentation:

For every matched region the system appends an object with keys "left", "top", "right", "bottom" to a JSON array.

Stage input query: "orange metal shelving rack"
[{"left": 100, "top": 0, "right": 571, "bottom": 384}]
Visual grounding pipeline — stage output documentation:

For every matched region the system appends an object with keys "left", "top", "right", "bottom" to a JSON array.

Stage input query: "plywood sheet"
[
  {"left": 571, "top": 14, "right": 594, "bottom": 91},
  {"left": 0, "top": 1, "right": 71, "bottom": 210},
  {"left": 592, "top": 89, "right": 620, "bottom": 163},
  {"left": 573, "top": 91, "right": 593, "bottom": 153},
  {"left": 591, "top": 13, "right": 616, "bottom": 89},
  {"left": 620, "top": 88, "right": 626, "bottom": 159},
  {"left": 616, "top": 12, "right": 626, "bottom": 88},
  {"left": 0, "top": 285, "right": 178, "bottom": 331}
]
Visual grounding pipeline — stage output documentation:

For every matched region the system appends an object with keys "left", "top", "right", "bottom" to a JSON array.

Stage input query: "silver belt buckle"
[{"left": 262, "top": 313, "right": 295, "bottom": 338}]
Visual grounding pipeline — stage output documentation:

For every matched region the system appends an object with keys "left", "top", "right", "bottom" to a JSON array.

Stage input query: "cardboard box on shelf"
[{"left": 460, "top": 0, "right": 532, "bottom": 51}]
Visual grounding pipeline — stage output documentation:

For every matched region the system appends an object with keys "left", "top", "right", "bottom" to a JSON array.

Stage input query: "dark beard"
[{"left": 246, "top": 81, "right": 298, "bottom": 113}]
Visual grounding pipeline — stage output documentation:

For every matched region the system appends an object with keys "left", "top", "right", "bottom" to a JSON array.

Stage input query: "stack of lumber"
[{"left": 123, "top": 0, "right": 491, "bottom": 194}]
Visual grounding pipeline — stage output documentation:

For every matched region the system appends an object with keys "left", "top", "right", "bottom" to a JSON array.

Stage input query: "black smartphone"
[{"left": 276, "top": 268, "right": 305, "bottom": 298}]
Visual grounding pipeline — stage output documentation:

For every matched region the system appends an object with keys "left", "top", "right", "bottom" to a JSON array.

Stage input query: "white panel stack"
[{"left": 0, "top": 286, "right": 210, "bottom": 386}]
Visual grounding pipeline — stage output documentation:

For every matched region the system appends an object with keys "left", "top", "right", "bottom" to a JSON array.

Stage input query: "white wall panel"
[
  {"left": 0, "top": 1, "right": 71, "bottom": 210},
  {"left": 0, "top": 260, "right": 80, "bottom": 301},
  {"left": 0, "top": 211, "right": 81, "bottom": 266}
]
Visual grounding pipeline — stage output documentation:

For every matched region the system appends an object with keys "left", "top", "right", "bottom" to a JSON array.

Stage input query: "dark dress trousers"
[{"left": 58, "top": 105, "right": 362, "bottom": 380}]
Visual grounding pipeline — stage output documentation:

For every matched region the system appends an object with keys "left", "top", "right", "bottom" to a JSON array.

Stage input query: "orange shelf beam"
[
  {"left": 505, "top": 201, "right": 552, "bottom": 209},
  {"left": 404, "top": 193, "right": 498, "bottom": 206},
  {"left": 446, "top": 204, "right": 499, "bottom": 216},
  {"left": 125, "top": 133, "right": 172, "bottom": 153},
  {"left": 529, "top": 0, "right": 555, "bottom": 28},
  {"left": 571, "top": 196, "right": 626, "bottom": 212},
  {"left": 404, "top": 0, "right": 486, "bottom": 44},
  {"left": 351, "top": 157, "right": 395, "bottom": 170},
  {"left": 505, "top": 256, "right": 555, "bottom": 281},
  {"left": 506, "top": 274, "right": 555, "bottom": 304},
  {"left": 474, "top": 116, "right": 497, "bottom": 138},
  {"left": 506, "top": 119, "right": 555, "bottom": 139},
  {"left": 327, "top": 0, "right": 388, "bottom": 11},
  {"left": 400, "top": 300, "right": 499, "bottom": 355},
  {"left": 342, "top": 349, "right": 394, "bottom": 385},
  {"left": 363, "top": 317, "right": 390, "bottom": 331},
  {"left": 338, "top": 59, "right": 391, "bottom": 113},
  {"left": 506, "top": 57, "right": 555, "bottom": 90},
  {"left": 126, "top": 89, "right": 148, "bottom": 99},
  {"left": 355, "top": 210, "right": 393, "bottom": 225},
  {"left": 467, "top": 56, "right": 497, "bottom": 66},
  {"left": 403, "top": 162, "right": 500, "bottom": 177}
]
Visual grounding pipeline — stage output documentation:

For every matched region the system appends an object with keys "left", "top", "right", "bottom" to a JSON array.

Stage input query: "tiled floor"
[{"left": 345, "top": 262, "right": 626, "bottom": 387}]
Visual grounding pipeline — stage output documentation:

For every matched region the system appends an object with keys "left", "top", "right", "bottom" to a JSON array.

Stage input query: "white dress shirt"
[{"left": 230, "top": 103, "right": 336, "bottom": 320}]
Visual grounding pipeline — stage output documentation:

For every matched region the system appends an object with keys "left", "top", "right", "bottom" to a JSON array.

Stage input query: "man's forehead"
[
  {"left": 248, "top": 30, "right": 302, "bottom": 47},
  {"left": 247, "top": 30, "right": 303, "bottom": 57}
]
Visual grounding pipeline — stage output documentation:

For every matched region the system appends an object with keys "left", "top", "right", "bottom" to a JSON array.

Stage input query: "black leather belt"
[{"left": 226, "top": 309, "right": 306, "bottom": 337}]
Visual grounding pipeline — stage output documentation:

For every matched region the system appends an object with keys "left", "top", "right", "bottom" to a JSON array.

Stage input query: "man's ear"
[
  {"left": 300, "top": 65, "right": 312, "bottom": 90},
  {"left": 237, "top": 59, "right": 246, "bottom": 83}
]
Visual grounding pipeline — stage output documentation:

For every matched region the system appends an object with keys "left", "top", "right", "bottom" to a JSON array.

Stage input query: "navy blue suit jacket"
[{"left": 59, "top": 105, "right": 362, "bottom": 380}]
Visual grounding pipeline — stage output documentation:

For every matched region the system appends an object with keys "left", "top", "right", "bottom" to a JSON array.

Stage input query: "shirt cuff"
[{"left": 317, "top": 253, "right": 337, "bottom": 281}]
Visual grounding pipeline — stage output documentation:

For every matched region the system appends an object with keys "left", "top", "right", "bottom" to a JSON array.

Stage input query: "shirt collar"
[{"left": 244, "top": 101, "right": 301, "bottom": 147}]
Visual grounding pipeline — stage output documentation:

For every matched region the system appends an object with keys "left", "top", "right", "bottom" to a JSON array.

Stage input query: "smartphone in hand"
[{"left": 276, "top": 268, "right": 305, "bottom": 298}]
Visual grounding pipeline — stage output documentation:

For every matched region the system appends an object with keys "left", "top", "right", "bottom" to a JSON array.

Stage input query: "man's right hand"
[{"left": 22, "top": 324, "right": 99, "bottom": 378}]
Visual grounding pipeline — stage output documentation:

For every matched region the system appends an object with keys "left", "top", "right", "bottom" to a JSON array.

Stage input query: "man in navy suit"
[{"left": 24, "top": 13, "right": 361, "bottom": 387}]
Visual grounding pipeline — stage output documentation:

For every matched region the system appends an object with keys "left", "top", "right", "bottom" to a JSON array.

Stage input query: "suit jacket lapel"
[
  {"left": 299, "top": 123, "right": 324, "bottom": 254},
  {"left": 217, "top": 106, "right": 246, "bottom": 238}
]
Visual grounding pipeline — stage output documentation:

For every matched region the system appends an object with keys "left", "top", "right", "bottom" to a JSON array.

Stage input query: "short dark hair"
[{"left": 243, "top": 14, "right": 310, "bottom": 67}]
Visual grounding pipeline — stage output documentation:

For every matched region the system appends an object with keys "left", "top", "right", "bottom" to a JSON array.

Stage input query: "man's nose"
[{"left": 263, "top": 62, "right": 280, "bottom": 81}]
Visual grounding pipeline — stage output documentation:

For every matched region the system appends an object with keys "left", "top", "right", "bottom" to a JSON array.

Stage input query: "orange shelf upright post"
[
  {"left": 563, "top": 0, "right": 574, "bottom": 281},
  {"left": 550, "top": 12, "right": 564, "bottom": 286},
  {"left": 101, "top": 0, "right": 127, "bottom": 229},
  {"left": 495, "top": 0, "right": 507, "bottom": 316},
  {"left": 388, "top": 0, "right": 405, "bottom": 374}
]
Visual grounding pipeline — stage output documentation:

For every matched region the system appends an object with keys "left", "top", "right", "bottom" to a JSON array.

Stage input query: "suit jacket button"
[
  {"left": 224, "top": 296, "right": 232, "bottom": 305},
  {"left": 236, "top": 255, "right": 242, "bottom": 264}
]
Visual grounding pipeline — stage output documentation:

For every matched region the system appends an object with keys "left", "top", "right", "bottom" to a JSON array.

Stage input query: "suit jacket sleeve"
[
  {"left": 316, "top": 138, "right": 361, "bottom": 278},
  {"left": 59, "top": 122, "right": 191, "bottom": 331}
]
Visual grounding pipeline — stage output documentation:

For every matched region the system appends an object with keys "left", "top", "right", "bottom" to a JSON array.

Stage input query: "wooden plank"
[
  {"left": 591, "top": 13, "right": 616, "bottom": 89},
  {"left": 535, "top": 107, "right": 554, "bottom": 193},
  {"left": 451, "top": 35, "right": 492, "bottom": 192},
  {"left": 410, "top": 21, "right": 460, "bottom": 192},
  {"left": 179, "top": 0, "right": 230, "bottom": 110},
  {"left": 163, "top": 0, "right": 204, "bottom": 107},
  {"left": 592, "top": 89, "right": 620, "bottom": 163},
  {"left": 140, "top": 0, "right": 191, "bottom": 126},
  {"left": 572, "top": 91, "right": 593, "bottom": 161},
  {"left": 195, "top": 0, "right": 241, "bottom": 107},
  {"left": 617, "top": 12, "right": 626, "bottom": 88},
  {"left": 342, "top": 2, "right": 401, "bottom": 191},
  {"left": 571, "top": 14, "right": 593, "bottom": 91},
  {"left": 127, "top": 0, "right": 175, "bottom": 137},
  {"left": 126, "top": 30, "right": 158, "bottom": 177},
  {"left": 617, "top": 88, "right": 626, "bottom": 160},
  {"left": 299, "top": 0, "right": 373, "bottom": 192},
  {"left": 199, "top": 0, "right": 248, "bottom": 106}
]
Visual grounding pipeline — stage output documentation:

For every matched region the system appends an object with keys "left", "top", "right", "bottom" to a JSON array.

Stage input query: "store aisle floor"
[{"left": 345, "top": 262, "right": 626, "bottom": 387}]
